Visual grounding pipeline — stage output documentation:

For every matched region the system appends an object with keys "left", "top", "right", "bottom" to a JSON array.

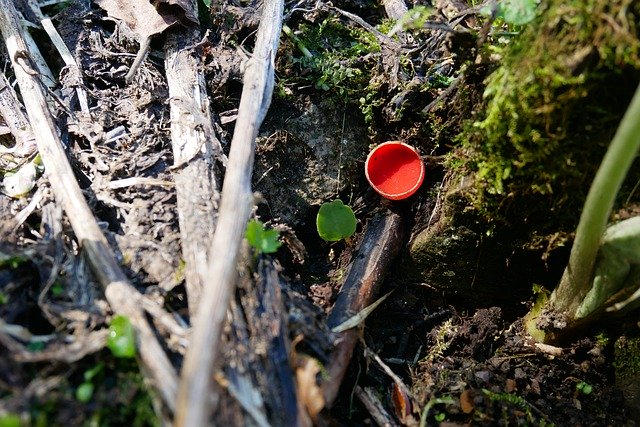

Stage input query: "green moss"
[
  {"left": 459, "top": 0, "right": 640, "bottom": 228},
  {"left": 614, "top": 336, "right": 640, "bottom": 382},
  {"left": 613, "top": 336, "right": 640, "bottom": 419},
  {"left": 284, "top": 17, "right": 380, "bottom": 97}
]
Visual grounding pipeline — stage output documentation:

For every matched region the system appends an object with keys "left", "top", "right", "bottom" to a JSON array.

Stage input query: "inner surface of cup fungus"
[{"left": 365, "top": 141, "right": 425, "bottom": 200}]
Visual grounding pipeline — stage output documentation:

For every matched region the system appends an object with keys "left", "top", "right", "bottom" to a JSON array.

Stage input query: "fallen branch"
[
  {"left": 322, "top": 212, "right": 404, "bottom": 407},
  {"left": 174, "top": 0, "right": 285, "bottom": 424},
  {"left": 164, "top": 15, "right": 223, "bottom": 316},
  {"left": 0, "top": 0, "right": 178, "bottom": 411},
  {"left": 355, "top": 386, "right": 399, "bottom": 427}
]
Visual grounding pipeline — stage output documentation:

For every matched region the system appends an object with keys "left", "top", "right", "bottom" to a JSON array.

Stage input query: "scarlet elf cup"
[{"left": 365, "top": 141, "right": 425, "bottom": 200}]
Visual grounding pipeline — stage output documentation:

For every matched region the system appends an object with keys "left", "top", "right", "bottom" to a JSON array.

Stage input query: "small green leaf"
[
  {"left": 83, "top": 363, "right": 104, "bottom": 381},
  {"left": 260, "top": 229, "right": 281, "bottom": 253},
  {"left": 76, "top": 382, "right": 94, "bottom": 403},
  {"left": 501, "top": 0, "right": 536, "bottom": 25},
  {"left": 246, "top": 220, "right": 281, "bottom": 254},
  {"left": 576, "top": 381, "right": 593, "bottom": 395},
  {"left": 0, "top": 414, "right": 22, "bottom": 427},
  {"left": 108, "top": 315, "right": 136, "bottom": 358},
  {"left": 27, "top": 341, "right": 45, "bottom": 352},
  {"left": 51, "top": 282, "right": 64, "bottom": 297},
  {"left": 316, "top": 200, "right": 357, "bottom": 242},
  {"left": 485, "top": 0, "right": 537, "bottom": 25}
]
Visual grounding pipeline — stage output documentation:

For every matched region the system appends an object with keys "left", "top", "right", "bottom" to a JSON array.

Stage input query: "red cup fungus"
[{"left": 365, "top": 141, "right": 425, "bottom": 200}]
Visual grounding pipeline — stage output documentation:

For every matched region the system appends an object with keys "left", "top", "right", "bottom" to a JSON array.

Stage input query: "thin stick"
[
  {"left": 322, "top": 212, "right": 404, "bottom": 407},
  {"left": 174, "top": 0, "right": 285, "bottom": 424},
  {"left": 355, "top": 386, "right": 399, "bottom": 427},
  {"left": 125, "top": 37, "right": 151, "bottom": 84},
  {"left": 40, "top": 17, "right": 89, "bottom": 113},
  {"left": 0, "top": 0, "right": 178, "bottom": 411}
]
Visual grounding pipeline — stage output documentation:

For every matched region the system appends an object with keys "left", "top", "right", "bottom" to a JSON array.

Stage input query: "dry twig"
[
  {"left": 355, "top": 386, "right": 399, "bottom": 427},
  {"left": 174, "top": 0, "right": 285, "bottom": 423}
]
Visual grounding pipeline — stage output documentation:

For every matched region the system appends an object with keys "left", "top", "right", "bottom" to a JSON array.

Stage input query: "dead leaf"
[
  {"left": 153, "top": 0, "right": 199, "bottom": 25},
  {"left": 530, "top": 378, "right": 541, "bottom": 395},
  {"left": 295, "top": 355, "right": 325, "bottom": 423},
  {"left": 390, "top": 382, "right": 413, "bottom": 421},
  {"left": 505, "top": 378, "right": 517, "bottom": 393},
  {"left": 459, "top": 389, "right": 474, "bottom": 414},
  {"left": 95, "top": 0, "right": 178, "bottom": 43},
  {"left": 95, "top": 0, "right": 198, "bottom": 82}
]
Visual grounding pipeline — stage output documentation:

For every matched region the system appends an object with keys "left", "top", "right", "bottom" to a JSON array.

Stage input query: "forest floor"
[{"left": 0, "top": 0, "right": 637, "bottom": 426}]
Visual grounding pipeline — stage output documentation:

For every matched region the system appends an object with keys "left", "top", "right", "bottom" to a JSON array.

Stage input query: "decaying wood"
[
  {"left": 0, "top": 0, "right": 178, "bottom": 411},
  {"left": 355, "top": 386, "right": 399, "bottom": 427},
  {"left": 216, "top": 259, "right": 300, "bottom": 426},
  {"left": 322, "top": 212, "right": 405, "bottom": 407},
  {"left": 164, "top": 4, "right": 222, "bottom": 316},
  {"left": 383, "top": 0, "right": 408, "bottom": 20},
  {"left": 0, "top": 320, "right": 108, "bottom": 363},
  {"left": 174, "top": 0, "right": 285, "bottom": 423},
  {"left": 0, "top": 72, "right": 36, "bottom": 163}
]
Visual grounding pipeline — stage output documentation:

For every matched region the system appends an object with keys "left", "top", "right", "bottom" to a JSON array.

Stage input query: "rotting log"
[
  {"left": 164, "top": 1, "right": 223, "bottom": 316},
  {"left": 174, "top": 0, "right": 285, "bottom": 424},
  {"left": 0, "top": 0, "right": 178, "bottom": 411},
  {"left": 323, "top": 211, "right": 405, "bottom": 407}
]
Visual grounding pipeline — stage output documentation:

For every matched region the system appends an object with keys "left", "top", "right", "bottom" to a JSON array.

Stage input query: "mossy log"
[{"left": 409, "top": 0, "right": 640, "bottom": 313}]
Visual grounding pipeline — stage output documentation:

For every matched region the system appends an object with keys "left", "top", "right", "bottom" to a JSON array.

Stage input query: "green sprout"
[
  {"left": 316, "top": 200, "right": 357, "bottom": 242},
  {"left": 108, "top": 315, "right": 136, "bottom": 359},
  {"left": 245, "top": 219, "right": 282, "bottom": 255},
  {"left": 576, "top": 381, "right": 593, "bottom": 395},
  {"left": 419, "top": 395, "right": 455, "bottom": 427},
  {"left": 76, "top": 363, "right": 104, "bottom": 403},
  {"left": 480, "top": 0, "right": 538, "bottom": 26}
]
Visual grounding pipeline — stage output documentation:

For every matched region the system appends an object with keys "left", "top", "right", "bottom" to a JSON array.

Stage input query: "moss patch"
[
  {"left": 614, "top": 335, "right": 640, "bottom": 420},
  {"left": 459, "top": 0, "right": 640, "bottom": 232}
]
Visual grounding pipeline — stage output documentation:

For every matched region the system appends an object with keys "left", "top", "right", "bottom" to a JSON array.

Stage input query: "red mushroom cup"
[{"left": 365, "top": 141, "right": 425, "bottom": 200}]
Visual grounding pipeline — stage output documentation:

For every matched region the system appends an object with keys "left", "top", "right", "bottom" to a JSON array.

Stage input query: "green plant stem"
[
  {"left": 282, "top": 24, "right": 313, "bottom": 59},
  {"left": 549, "top": 82, "right": 640, "bottom": 319}
]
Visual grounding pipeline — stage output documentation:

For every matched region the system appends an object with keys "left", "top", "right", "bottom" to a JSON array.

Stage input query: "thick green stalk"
[{"left": 549, "top": 82, "right": 640, "bottom": 318}]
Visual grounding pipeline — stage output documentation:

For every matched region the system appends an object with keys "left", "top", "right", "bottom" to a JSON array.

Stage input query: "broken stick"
[
  {"left": 0, "top": 0, "right": 178, "bottom": 412},
  {"left": 323, "top": 212, "right": 405, "bottom": 407}
]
